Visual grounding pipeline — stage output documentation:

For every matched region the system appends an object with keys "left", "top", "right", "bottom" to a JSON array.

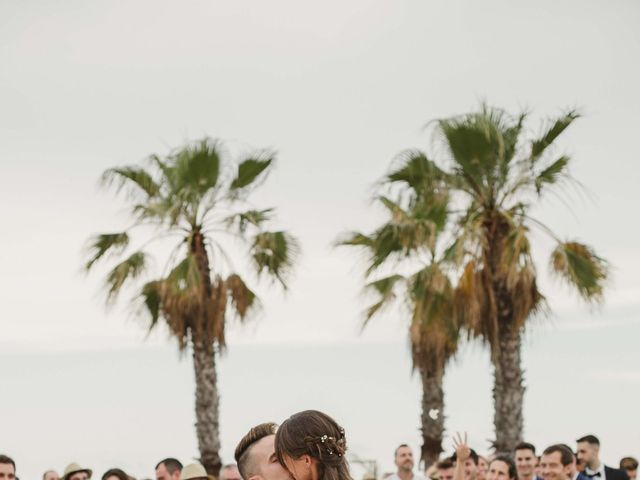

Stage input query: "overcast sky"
[{"left": 1, "top": 1, "right": 639, "bottom": 480}]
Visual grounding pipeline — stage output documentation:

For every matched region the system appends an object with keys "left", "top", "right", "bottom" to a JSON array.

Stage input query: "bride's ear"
[{"left": 302, "top": 454, "right": 312, "bottom": 468}]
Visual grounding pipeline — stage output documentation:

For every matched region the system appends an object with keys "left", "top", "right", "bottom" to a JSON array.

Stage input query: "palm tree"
[
  {"left": 340, "top": 176, "right": 461, "bottom": 466},
  {"left": 84, "top": 138, "right": 298, "bottom": 476},
  {"left": 380, "top": 105, "right": 608, "bottom": 452}
]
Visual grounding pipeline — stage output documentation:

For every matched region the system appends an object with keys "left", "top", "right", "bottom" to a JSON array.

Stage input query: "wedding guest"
[{"left": 576, "top": 436, "right": 628, "bottom": 480}]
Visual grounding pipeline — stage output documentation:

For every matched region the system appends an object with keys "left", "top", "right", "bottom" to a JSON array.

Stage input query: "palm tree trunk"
[
  {"left": 419, "top": 364, "right": 445, "bottom": 468},
  {"left": 191, "top": 230, "right": 222, "bottom": 477},
  {"left": 193, "top": 336, "right": 222, "bottom": 477},
  {"left": 492, "top": 319, "right": 524, "bottom": 454}
]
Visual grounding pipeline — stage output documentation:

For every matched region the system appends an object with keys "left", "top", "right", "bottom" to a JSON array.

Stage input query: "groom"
[{"left": 235, "top": 422, "right": 293, "bottom": 480}]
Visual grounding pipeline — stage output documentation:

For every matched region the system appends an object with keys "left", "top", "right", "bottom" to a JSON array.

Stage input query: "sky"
[{"left": 1, "top": 1, "right": 639, "bottom": 480}]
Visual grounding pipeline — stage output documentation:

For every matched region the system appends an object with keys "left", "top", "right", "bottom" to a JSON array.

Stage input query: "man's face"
[
  {"left": 488, "top": 460, "right": 512, "bottom": 480},
  {"left": 221, "top": 466, "right": 241, "bottom": 480},
  {"left": 69, "top": 472, "right": 90, "bottom": 480},
  {"left": 463, "top": 460, "right": 478, "bottom": 480},
  {"left": 0, "top": 464, "right": 15, "bottom": 480},
  {"left": 576, "top": 443, "right": 597, "bottom": 468},
  {"left": 439, "top": 468, "right": 455, "bottom": 480},
  {"left": 625, "top": 470, "right": 637, "bottom": 480},
  {"left": 395, "top": 447, "right": 414, "bottom": 472},
  {"left": 44, "top": 472, "right": 60, "bottom": 480},
  {"left": 516, "top": 449, "right": 538, "bottom": 478},
  {"left": 541, "top": 452, "right": 571, "bottom": 480},
  {"left": 251, "top": 434, "right": 292, "bottom": 480},
  {"left": 156, "top": 464, "right": 180, "bottom": 480}
]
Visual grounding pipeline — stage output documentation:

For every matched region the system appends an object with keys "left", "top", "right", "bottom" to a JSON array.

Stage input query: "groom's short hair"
[{"left": 235, "top": 422, "right": 278, "bottom": 480}]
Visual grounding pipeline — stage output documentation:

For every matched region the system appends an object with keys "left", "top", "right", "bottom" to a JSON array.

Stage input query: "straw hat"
[
  {"left": 181, "top": 463, "right": 208, "bottom": 480},
  {"left": 62, "top": 463, "right": 93, "bottom": 480}
]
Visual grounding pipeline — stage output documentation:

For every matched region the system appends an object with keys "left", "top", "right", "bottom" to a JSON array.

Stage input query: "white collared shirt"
[{"left": 585, "top": 464, "right": 606, "bottom": 480}]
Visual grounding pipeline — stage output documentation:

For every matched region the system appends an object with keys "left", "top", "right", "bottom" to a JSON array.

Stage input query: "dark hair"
[
  {"left": 576, "top": 435, "right": 600, "bottom": 446},
  {"left": 451, "top": 449, "right": 479, "bottom": 466},
  {"left": 436, "top": 460, "right": 454, "bottom": 470},
  {"left": 102, "top": 469, "right": 129, "bottom": 480},
  {"left": 155, "top": 459, "right": 183, "bottom": 474},
  {"left": 395, "top": 445, "right": 410, "bottom": 458},
  {"left": 543, "top": 445, "right": 574, "bottom": 466},
  {"left": 0, "top": 456, "right": 15, "bottom": 471},
  {"left": 620, "top": 458, "right": 638, "bottom": 471},
  {"left": 515, "top": 443, "right": 536, "bottom": 455},
  {"left": 490, "top": 456, "right": 516, "bottom": 480},
  {"left": 558, "top": 445, "right": 576, "bottom": 460},
  {"left": 235, "top": 422, "right": 278, "bottom": 480},
  {"left": 275, "top": 410, "right": 352, "bottom": 480}
]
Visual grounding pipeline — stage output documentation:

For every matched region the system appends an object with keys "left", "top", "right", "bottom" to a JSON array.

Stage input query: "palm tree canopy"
[
  {"left": 85, "top": 138, "right": 299, "bottom": 350},
  {"left": 381, "top": 104, "right": 608, "bottom": 349},
  {"left": 339, "top": 153, "right": 460, "bottom": 371}
]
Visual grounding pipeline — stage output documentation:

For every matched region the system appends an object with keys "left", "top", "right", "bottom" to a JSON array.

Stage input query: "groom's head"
[{"left": 235, "top": 423, "right": 291, "bottom": 480}]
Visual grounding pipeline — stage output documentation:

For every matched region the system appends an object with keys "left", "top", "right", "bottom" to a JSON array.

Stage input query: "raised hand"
[{"left": 453, "top": 432, "right": 470, "bottom": 463}]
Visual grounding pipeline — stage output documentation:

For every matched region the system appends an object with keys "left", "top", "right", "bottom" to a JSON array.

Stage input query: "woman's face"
[{"left": 281, "top": 454, "right": 315, "bottom": 480}]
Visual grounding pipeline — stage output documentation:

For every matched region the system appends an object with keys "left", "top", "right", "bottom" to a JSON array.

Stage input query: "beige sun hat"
[
  {"left": 181, "top": 463, "right": 208, "bottom": 480},
  {"left": 62, "top": 463, "right": 93, "bottom": 480}
]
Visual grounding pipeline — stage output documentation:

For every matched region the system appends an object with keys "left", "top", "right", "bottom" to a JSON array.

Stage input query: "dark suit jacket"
[{"left": 604, "top": 466, "right": 630, "bottom": 480}]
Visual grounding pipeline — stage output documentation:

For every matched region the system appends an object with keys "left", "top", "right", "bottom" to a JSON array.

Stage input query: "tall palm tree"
[
  {"left": 340, "top": 176, "right": 461, "bottom": 466},
  {"left": 84, "top": 138, "right": 298, "bottom": 476},
  {"left": 381, "top": 105, "right": 608, "bottom": 452}
]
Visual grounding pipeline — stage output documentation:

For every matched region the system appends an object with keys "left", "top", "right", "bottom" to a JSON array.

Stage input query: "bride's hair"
[{"left": 275, "top": 410, "right": 352, "bottom": 480}]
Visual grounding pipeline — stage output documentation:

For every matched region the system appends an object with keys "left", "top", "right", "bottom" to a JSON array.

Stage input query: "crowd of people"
[{"left": 1, "top": 411, "right": 637, "bottom": 480}]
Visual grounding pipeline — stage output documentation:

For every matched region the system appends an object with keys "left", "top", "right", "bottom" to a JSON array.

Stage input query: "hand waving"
[{"left": 453, "top": 432, "right": 470, "bottom": 463}]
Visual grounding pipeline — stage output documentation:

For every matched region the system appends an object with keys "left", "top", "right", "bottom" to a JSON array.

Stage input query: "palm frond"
[
  {"left": 337, "top": 232, "right": 373, "bottom": 248},
  {"left": 140, "top": 280, "right": 162, "bottom": 328},
  {"left": 550, "top": 241, "right": 608, "bottom": 302},
  {"left": 101, "top": 166, "right": 160, "bottom": 197},
  {"left": 224, "top": 208, "right": 274, "bottom": 234},
  {"left": 85, "top": 232, "right": 129, "bottom": 270},
  {"left": 534, "top": 155, "right": 570, "bottom": 194},
  {"left": 530, "top": 110, "right": 580, "bottom": 161},
  {"left": 387, "top": 150, "right": 448, "bottom": 193},
  {"left": 230, "top": 154, "right": 274, "bottom": 192},
  {"left": 500, "top": 112, "right": 527, "bottom": 180},
  {"left": 409, "top": 264, "right": 454, "bottom": 328},
  {"left": 172, "top": 138, "right": 222, "bottom": 199},
  {"left": 226, "top": 273, "right": 260, "bottom": 320},
  {"left": 363, "top": 274, "right": 406, "bottom": 323},
  {"left": 104, "top": 251, "right": 148, "bottom": 302},
  {"left": 250, "top": 231, "right": 300, "bottom": 288}
]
